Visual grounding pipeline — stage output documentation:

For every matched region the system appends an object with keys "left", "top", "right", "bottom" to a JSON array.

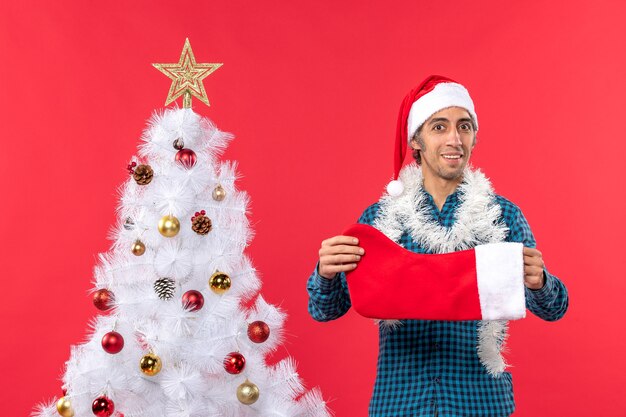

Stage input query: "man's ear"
[{"left": 409, "top": 138, "right": 421, "bottom": 151}]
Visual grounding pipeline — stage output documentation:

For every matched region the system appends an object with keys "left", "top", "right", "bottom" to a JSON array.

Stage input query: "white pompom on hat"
[{"left": 386, "top": 75, "right": 479, "bottom": 197}]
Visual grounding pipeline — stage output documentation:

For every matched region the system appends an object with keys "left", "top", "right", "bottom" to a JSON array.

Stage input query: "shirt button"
[
  {"left": 433, "top": 377, "right": 440, "bottom": 384},
  {"left": 432, "top": 342, "right": 440, "bottom": 350}
]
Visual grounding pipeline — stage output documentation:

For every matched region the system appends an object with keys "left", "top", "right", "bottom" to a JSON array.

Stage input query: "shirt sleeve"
[
  {"left": 306, "top": 263, "right": 351, "bottom": 322},
  {"left": 306, "top": 203, "right": 379, "bottom": 322},
  {"left": 505, "top": 204, "right": 569, "bottom": 321}
]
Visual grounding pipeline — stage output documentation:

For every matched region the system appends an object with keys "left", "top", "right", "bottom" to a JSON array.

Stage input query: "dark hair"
[{"left": 410, "top": 125, "right": 425, "bottom": 165}]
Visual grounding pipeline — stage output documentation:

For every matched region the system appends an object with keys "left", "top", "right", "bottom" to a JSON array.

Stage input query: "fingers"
[
  {"left": 524, "top": 257, "right": 544, "bottom": 273},
  {"left": 318, "top": 235, "right": 364, "bottom": 278},
  {"left": 524, "top": 255, "right": 544, "bottom": 266},
  {"left": 320, "top": 252, "right": 362, "bottom": 265},
  {"left": 321, "top": 253, "right": 362, "bottom": 264},
  {"left": 320, "top": 263, "right": 359, "bottom": 276},
  {"left": 523, "top": 247, "right": 542, "bottom": 257},
  {"left": 320, "top": 235, "right": 364, "bottom": 258},
  {"left": 322, "top": 235, "right": 360, "bottom": 247},
  {"left": 523, "top": 272, "right": 544, "bottom": 290},
  {"left": 524, "top": 265, "right": 544, "bottom": 277},
  {"left": 319, "top": 244, "right": 365, "bottom": 257},
  {"left": 523, "top": 247, "right": 544, "bottom": 270},
  {"left": 522, "top": 247, "right": 545, "bottom": 287}
]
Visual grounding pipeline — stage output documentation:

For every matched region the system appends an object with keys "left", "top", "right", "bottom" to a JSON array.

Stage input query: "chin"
[{"left": 438, "top": 167, "right": 465, "bottom": 180}]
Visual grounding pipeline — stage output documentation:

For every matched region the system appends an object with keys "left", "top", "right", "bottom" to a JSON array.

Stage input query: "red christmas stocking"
[{"left": 342, "top": 223, "right": 526, "bottom": 321}]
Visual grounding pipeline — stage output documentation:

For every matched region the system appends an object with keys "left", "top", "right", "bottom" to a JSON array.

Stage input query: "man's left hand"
[{"left": 523, "top": 247, "right": 545, "bottom": 290}]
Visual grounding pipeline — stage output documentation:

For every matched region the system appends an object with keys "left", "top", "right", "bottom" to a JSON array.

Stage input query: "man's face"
[{"left": 410, "top": 106, "right": 476, "bottom": 181}]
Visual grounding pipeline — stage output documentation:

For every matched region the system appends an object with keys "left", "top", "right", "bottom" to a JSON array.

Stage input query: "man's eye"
[
  {"left": 460, "top": 124, "right": 470, "bottom": 130},
  {"left": 434, "top": 124, "right": 444, "bottom": 131}
]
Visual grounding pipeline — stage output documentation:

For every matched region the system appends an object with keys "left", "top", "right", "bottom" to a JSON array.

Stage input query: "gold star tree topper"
[{"left": 153, "top": 38, "right": 222, "bottom": 108}]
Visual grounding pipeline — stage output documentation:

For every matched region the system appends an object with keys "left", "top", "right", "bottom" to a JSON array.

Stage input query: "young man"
[{"left": 306, "top": 75, "right": 569, "bottom": 417}]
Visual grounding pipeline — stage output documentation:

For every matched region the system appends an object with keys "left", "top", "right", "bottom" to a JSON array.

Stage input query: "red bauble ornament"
[
  {"left": 101, "top": 331, "right": 124, "bottom": 354},
  {"left": 224, "top": 352, "right": 246, "bottom": 374},
  {"left": 92, "top": 396, "right": 114, "bottom": 417},
  {"left": 175, "top": 148, "right": 197, "bottom": 168},
  {"left": 93, "top": 289, "right": 114, "bottom": 311},
  {"left": 247, "top": 321, "right": 270, "bottom": 343},
  {"left": 182, "top": 290, "right": 204, "bottom": 312}
]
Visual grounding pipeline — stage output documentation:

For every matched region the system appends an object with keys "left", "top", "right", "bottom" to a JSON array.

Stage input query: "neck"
[{"left": 421, "top": 169, "right": 464, "bottom": 210}]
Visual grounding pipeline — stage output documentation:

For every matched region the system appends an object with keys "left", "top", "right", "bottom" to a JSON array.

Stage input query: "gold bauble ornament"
[
  {"left": 212, "top": 184, "right": 226, "bottom": 201},
  {"left": 209, "top": 271, "right": 231, "bottom": 294},
  {"left": 158, "top": 215, "right": 180, "bottom": 237},
  {"left": 131, "top": 240, "right": 146, "bottom": 256},
  {"left": 56, "top": 396, "right": 74, "bottom": 417},
  {"left": 237, "top": 379, "right": 260, "bottom": 405},
  {"left": 139, "top": 352, "right": 162, "bottom": 376}
]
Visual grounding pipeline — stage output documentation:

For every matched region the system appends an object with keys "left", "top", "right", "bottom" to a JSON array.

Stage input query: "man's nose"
[{"left": 446, "top": 128, "right": 463, "bottom": 145}]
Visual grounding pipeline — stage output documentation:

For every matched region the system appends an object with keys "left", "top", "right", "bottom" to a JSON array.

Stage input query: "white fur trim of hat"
[{"left": 406, "top": 82, "right": 479, "bottom": 142}]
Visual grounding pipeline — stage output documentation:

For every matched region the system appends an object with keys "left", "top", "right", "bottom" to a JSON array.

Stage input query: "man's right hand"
[{"left": 317, "top": 235, "right": 365, "bottom": 279}]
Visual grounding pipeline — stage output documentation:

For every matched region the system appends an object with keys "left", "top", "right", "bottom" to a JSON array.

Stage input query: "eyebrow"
[{"left": 428, "top": 117, "right": 474, "bottom": 125}]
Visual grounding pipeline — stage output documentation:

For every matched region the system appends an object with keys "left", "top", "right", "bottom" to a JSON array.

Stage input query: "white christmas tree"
[{"left": 34, "top": 40, "right": 330, "bottom": 417}]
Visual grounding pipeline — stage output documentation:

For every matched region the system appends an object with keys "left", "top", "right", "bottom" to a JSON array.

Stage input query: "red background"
[{"left": 1, "top": 1, "right": 625, "bottom": 416}]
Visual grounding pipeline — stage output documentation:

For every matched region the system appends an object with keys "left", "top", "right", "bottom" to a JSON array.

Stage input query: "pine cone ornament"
[
  {"left": 191, "top": 210, "right": 212, "bottom": 235},
  {"left": 132, "top": 164, "right": 154, "bottom": 185},
  {"left": 154, "top": 278, "right": 175, "bottom": 300}
]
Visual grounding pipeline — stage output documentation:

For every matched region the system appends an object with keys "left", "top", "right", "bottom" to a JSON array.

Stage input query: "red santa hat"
[
  {"left": 386, "top": 75, "right": 479, "bottom": 196},
  {"left": 343, "top": 224, "right": 526, "bottom": 321}
]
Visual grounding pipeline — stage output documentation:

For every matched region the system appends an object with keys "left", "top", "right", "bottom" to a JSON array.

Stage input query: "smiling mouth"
[{"left": 442, "top": 155, "right": 462, "bottom": 159}]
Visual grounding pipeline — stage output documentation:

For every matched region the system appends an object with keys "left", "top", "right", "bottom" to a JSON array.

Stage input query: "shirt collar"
[
  {"left": 420, "top": 187, "right": 461, "bottom": 215},
  {"left": 420, "top": 187, "right": 461, "bottom": 205}
]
